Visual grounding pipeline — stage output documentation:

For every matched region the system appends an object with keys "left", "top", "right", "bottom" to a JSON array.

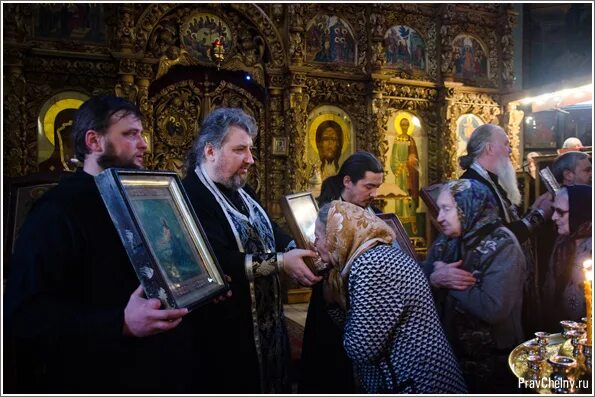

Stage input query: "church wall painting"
[
  {"left": 452, "top": 34, "right": 489, "bottom": 81},
  {"left": 455, "top": 113, "right": 485, "bottom": 165},
  {"left": 33, "top": 4, "right": 105, "bottom": 42},
  {"left": 384, "top": 25, "right": 427, "bottom": 72},
  {"left": 37, "top": 91, "right": 89, "bottom": 172},
  {"left": 305, "top": 14, "right": 356, "bottom": 64},
  {"left": 305, "top": 106, "right": 355, "bottom": 195},
  {"left": 381, "top": 111, "right": 428, "bottom": 240},
  {"left": 181, "top": 12, "right": 232, "bottom": 64}
]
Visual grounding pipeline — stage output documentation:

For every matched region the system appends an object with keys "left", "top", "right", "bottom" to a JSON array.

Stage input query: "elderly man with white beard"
[
  {"left": 427, "top": 124, "right": 552, "bottom": 339},
  {"left": 458, "top": 124, "right": 552, "bottom": 241}
]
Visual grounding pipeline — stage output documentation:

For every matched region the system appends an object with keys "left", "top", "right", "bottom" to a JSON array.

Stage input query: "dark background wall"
[{"left": 522, "top": 3, "right": 592, "bottom": 89}]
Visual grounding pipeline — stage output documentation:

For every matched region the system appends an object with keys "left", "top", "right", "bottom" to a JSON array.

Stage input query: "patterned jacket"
[{"left": 343, "top": 245, "right": 467, "bottom": 393}]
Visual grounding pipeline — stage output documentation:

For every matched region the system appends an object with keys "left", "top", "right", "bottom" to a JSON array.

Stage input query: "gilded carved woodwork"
[
  {"left": 444, "top": 88, "right": 503, "bottom": 177},
  {"left": 4, "top": 2, "right": 523, "bottom": 235},
  {"left": 505, "top": 103, "right": 524, "bottom": 169}
]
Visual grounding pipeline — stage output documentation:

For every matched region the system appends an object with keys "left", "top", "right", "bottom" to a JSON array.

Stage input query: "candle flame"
[{"left": 584, "top": 259, "right": 593, "bottom": 282}]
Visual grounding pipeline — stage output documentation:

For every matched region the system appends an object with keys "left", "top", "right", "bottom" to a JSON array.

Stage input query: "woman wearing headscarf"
[
  {"left": 422, "top": 179, "right": 527, "bottom": 393},
  {"left": 542, "top": 184, "right": 592, "bottom": 329},
  {"left": 314, "top": 201, "right": 466, "bottom": 394}
]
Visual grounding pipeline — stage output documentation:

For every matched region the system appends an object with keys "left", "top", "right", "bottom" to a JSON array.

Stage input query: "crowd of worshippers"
[{"left": 3, "top": 95, "right": 592, "bottom": 394}]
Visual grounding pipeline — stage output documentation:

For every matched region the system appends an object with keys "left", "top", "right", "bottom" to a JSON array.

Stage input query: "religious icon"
[
  {"left": 305, "top": 14, "right": 356, "bottom": 64},
  {"left": 37, "top": 91, "right": 89, "bottom": 172},
  {"left": 316, "top": 120, "right": 343, "bottom": 181},
  {"left": 389, "top": 113, "right": 420, "bottom": 230},
  {"left": 96, "top": 169, "right": 229, "bottom": 310},
  {"left": 272, "top": 136, "right": 288, "bottom": 156},
  {"left": 181, "top": 12, "right": 231, "bottom": 64},
  {"left": 305, "top": 106, "right": 354, "bottom": 192},
  {"left": 451, "top": 34, "right": 488, "bottom": 81},
  {"left": 381, "top": 111, "right": 428, "bottom": 239},
  {"left": 384, "top": 25, "right": 427, "bottom": 73},
  {"left": 455, "top": 113, "right": 484, "bottom": 159}
]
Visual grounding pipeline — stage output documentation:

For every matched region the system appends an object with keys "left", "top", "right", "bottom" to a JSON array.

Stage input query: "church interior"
[{"left": 2, "top": 2, "right": 593, "bottom": 393}]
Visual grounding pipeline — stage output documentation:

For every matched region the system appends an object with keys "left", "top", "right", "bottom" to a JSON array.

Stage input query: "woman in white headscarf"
[{"left": 314, "top": 201, "right": 466, "bottom": 393}]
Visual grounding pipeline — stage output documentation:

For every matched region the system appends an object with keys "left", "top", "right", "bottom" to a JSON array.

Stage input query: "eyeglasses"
[{"left": 552, "top": 207, "right": 569, "bottom": 217}]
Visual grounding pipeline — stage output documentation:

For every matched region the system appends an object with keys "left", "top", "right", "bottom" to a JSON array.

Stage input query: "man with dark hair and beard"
[
  {"left": 4, "top": 96, "right": 217, "bottom": 393},
  {"left": 182, "top": 107, "right": 320, "bottom": 393},
  {"left": 426, "top": 124, "right": 552, "bottom": 338}
]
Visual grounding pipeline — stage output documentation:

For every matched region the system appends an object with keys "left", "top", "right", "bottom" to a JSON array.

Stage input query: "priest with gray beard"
[{"left": 458, "top": 124, "right": 552, "bottom": 244}]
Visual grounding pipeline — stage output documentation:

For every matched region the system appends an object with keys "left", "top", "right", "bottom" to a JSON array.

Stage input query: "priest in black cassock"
[
  {"left": 3, "top": 96, "right": 213, "bottom": 393},
  {"left": 182, "top": 107, "right": 320, "bottom": 393},
  {"left": 300, "top": 150, "right": 385, "bottom": 394}
]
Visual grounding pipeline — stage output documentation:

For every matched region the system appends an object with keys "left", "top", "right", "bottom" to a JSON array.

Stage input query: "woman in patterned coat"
[
  {"left": 423, "top": 179, "right": 527, "bottom": 393},
  {"left": 314, "top": 201, "right": 467, "bottom": 393}
]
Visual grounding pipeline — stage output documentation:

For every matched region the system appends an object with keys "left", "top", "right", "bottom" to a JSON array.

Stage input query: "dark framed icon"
[
  {"left": 96, "top": 169, "right": 228, "bottom": 310},
  {"left": 280, "top": 191, "right": 329, "bottom": 274},
  {"left": 377, "top": 213, "right": 418, "bottom": 261},
  {"left": 3, "top": 172, "right": 66, "bottom": 278}
]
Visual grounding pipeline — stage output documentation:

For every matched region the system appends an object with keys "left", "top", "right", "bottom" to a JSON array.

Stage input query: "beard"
[
  {"left": 493, "top": 157, "right": 522, "bottom": 206},
  {"left": 97, "top": 141, "right": 142, "bottom": 170},
  {"left": 213, "top": 163, "right": 249, "bottom": 191}
]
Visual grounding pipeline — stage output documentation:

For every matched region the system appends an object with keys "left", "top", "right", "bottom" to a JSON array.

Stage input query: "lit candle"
[{"left": 584, "top": 259, "right": 593, "bottom": 345}]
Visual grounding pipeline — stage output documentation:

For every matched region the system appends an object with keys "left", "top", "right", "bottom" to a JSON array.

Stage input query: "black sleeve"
[
  {"left": 505, "top": 220, "right": 530, "bottom": 244},
  {"left": 4, "top": 200, "right": 124, "bottom": 341}
]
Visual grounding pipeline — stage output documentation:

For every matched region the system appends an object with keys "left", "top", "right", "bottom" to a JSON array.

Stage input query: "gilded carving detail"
[
  {"left": 444, "top": 89, "right": 502, "bottom": 177},
  {"left": 4, "top": 2, "right": 518, "bottom": 206},
  {"left": 505, "top": 103, "right": 524, "bottom": 169}
]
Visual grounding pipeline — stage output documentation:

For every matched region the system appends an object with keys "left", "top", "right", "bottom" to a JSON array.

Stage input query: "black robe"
[
  {"left": 460, "top": 167, "right": 530, "bottom": 243},
  {"left": 3, "top": 169, "right": 207, "bottom": 393},
  {"left": 182, "top": 169, "right": 292, "bottom": 393}
]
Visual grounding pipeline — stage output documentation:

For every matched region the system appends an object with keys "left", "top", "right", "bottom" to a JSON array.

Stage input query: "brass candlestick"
[
  {"left": 535, "top": 332, "right": 551, "bottom": 359},
  {"left": 548, "top": 355, "right": 578, "bottom": 394}
]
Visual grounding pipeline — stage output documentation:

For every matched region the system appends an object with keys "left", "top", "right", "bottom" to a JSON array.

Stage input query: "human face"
[
  {"left": 551, "top": 193, "right": 570, "bottom": 235},
  {"left": 320, "top": 127, "right": 339, "bottom": 161},
  {"left": 399, "top": 119, "right": 410, "bottom": 135},
  {"left": 210, "top": 125, "right": 254, "bottom": 190},
  {"left": 489, "top": 129, "right": 512, "bottom": 164},
  {"left": 436, "top": 190, "right": 462, "bottom": 237},
  {"left": 314, "top": 220, "right": 330, "bottom": 263},
  {"left": 571, "top": 158, "right": 592, "bottom": 185},
  {"left": 97, "top": 113, "right": 146, "bottom": 170},
  {"left": 342, "top": 171, "right": 383, "bottom": 208}
]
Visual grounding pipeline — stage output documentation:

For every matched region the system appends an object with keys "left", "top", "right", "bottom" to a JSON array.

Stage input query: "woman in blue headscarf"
[{"left": 423, "top": 179, "right": 527, "bottom": 393}]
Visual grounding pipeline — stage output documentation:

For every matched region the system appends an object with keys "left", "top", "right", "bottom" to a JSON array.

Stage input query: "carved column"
[
  {"left": 443, "top": 87, "right": 462, "bottom": 179},
  {"left": 136, "top": 62, "right": 155, "bottom": 163},
  {"left": 371, "top": 80, "right": 390, "bottom": 164},
  {"left": 3, "top": 4, "right": 31, "bottom": 177},
  {"left": 369, "top": 10, "right": 386, "bottom": 72},
  {"left": 499, "top": 6, "right": 516, "bottom": 90},
  {"left": 288, "top": 4, "right": 305, "bottom": 66},
  {"left": 4, "top": 48, "right": 29, "bottom": 177},
  {"left": 114, "top": 5, "right": 138, "bottom": 103},
  {"left": 285, "top": 72, "right": 309, "bottom": 192},
  {"left": 506, "top": 102, "right": 524, "bottom": 169},
  {"left": 267, "top": 73, "right": 287, "bottom": 221}
]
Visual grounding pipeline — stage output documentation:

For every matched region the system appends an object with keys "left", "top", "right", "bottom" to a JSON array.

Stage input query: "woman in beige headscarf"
[{"left": 314, "top": 201, "right": 466, "bottom": 394}]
